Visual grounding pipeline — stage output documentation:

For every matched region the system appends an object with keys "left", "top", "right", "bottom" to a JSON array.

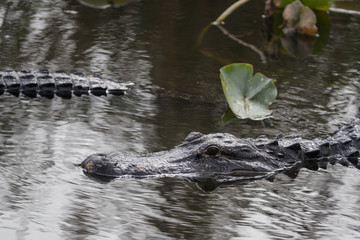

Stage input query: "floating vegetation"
[{"left": 220, "top": 63, "right": 277, "bottom": 120}]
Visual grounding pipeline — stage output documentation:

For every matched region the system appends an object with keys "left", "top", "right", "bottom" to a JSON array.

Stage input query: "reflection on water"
[{"left": 0, "top": 0, "right": 360, "bottom": 239}]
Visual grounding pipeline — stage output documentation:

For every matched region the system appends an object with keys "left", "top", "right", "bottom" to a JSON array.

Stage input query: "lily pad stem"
[
  {"left": 216, "top": 24, "right": 267, "bottom": 63},
  {"left": 214, "top": 0, "right": 251, "bottom": 24}
]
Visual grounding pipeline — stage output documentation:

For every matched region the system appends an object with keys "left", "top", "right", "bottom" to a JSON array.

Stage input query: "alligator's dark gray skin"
[
  {"left": 80, "top": 119, "right": 360, "bottom": 190},
  {"left": 0, "top": 69, "right": 131, "bottom": 99}
]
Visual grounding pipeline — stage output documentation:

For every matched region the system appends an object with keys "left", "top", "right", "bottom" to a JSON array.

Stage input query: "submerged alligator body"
[
  {"left": 0, "top": 69, "right": 131, "bottom": 98},
  {"left": 81, "top": 119, "right": 360, "bottom": 190}
]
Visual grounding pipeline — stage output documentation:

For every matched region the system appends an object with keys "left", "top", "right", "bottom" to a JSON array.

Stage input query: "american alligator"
[
  {"left": 80, "top": 119, "right": 360, "bottom": 190},
  {"left": 0, "top": 69, "right": 131, "bottom": 98}
]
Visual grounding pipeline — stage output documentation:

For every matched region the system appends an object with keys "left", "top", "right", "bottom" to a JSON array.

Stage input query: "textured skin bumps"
[
  {"left": 0, "top": 69, "right": 131, "bottom": 98},
  {"left": 81, "top": 119, "right": 360, "bottom": 189}
]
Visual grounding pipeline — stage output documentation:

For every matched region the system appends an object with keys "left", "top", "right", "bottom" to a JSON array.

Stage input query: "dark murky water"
[{"left": 0, "top": 0, "right": 360, "bottom": 239}]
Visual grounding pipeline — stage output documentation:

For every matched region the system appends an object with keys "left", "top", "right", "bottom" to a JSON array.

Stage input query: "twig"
[
  {"left": 216, "top": 24, "right": 267, "bottom": 63},
  {"left": 214, "top": 0, "right": 251, "bottom": 24},
  {"left": 330, "top": 7, "right": 360, "bottom": 15}
]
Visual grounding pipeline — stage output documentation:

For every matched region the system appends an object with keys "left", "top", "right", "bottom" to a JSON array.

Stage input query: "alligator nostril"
[{"left": 84, "top": 160, "right": 93, "bottom": 172}]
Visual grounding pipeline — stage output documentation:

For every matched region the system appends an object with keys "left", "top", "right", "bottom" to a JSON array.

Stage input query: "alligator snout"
[{"left": 81, "top": 153, "right": 120, "bottom": 177}]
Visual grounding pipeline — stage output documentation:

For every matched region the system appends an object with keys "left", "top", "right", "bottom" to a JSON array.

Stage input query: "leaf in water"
[
  {"left": 274, "top": 0, "right": 296, "bottom": 8},
  {"left": 282, "top": 0, "right": 318, "bottom": 36},
  {"left": 216, "top": 107, "right": 246, "bottom": 127},
  {"left": 301, "top": 0, "right": 333, "bottom": 11},
  {"left": 220, "top": 63, "right": 277, "bottom": 120},
  {"left": 274, "top": 0, "right": 333, "bottom": 11}
]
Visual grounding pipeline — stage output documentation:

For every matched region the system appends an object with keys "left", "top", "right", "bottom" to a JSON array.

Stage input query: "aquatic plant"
[{"left": 220, "top": 63, "right": 277, "bottom": 120}]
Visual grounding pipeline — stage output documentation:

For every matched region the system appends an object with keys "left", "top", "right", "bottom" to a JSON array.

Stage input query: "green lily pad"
[
  {"left": 301, "top": 0, "right": 333, "bottom": 11},
  {"left": 220, "top": 63, "right": 277, "bottom": 120}
]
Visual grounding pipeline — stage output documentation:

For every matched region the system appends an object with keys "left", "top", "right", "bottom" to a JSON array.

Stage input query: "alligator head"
[{"left": 80, "top": 132, "right": 300, "bottom": 189}]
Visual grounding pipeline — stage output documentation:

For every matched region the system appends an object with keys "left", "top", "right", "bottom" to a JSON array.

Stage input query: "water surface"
[{"left": 0, "top": 0, "right": 360, "bottom": 239}]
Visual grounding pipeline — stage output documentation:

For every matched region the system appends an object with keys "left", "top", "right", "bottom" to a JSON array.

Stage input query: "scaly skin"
[
  {"left": 0, "top": 69, "right": 130, "bottom": 98},
  {"left": 80, "top": 119, "right": 360, "bottom": 189}
]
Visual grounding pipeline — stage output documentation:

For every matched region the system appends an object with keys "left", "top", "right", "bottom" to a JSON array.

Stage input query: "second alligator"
[{"left": 0, "top": 69, "right": 131, "bottom": 98}]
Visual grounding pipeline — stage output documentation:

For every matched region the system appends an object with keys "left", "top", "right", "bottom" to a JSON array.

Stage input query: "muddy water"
[{"left": 0, "top": 0, "right": 360, "bottom": 239}]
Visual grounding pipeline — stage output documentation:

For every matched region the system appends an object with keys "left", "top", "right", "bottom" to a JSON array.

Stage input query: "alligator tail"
[{"left": 0, "top": 69, "right": 132, "bottom": 99}]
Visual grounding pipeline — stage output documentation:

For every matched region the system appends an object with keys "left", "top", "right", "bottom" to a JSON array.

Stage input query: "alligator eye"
[{"left": 204, "top": 145, "right": 221, "bottom": 156}]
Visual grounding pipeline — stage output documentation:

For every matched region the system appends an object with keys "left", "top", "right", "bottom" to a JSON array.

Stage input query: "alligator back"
[{"left": 0, "top": 69, "right": 132, "bottom": 99}]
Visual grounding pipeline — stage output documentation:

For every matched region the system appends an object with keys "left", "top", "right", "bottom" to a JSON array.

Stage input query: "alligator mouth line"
[{"left": 221, "top": 170, "right": 275, "bottom": 176}]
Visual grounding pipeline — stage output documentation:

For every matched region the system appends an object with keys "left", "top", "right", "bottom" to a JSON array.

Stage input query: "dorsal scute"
[
  {"left": 304, "top": 149, "right": 321, "bottom": 159},
  {"left": 184, "top": 132, "right": 204, "bottom": 142},
  {"left": 284, "top": 142, "right": 302, "bottom": 151}
]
